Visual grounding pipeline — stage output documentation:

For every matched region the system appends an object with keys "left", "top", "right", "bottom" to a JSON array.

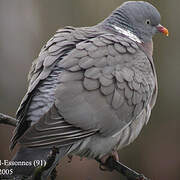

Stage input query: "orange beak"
[{"left": 156, "top": 24, "right": 169, "bottom": 36}]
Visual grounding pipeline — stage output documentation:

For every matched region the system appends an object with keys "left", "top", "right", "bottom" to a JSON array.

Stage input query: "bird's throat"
[{"left": 142, "top": 40, "right": 153, "bottom": 57}]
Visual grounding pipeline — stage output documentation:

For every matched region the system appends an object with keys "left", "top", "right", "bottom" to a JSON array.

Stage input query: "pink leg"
[
  {"left": 98, "top": 151, "right": 119, "bottom": 171},
  {"left": 101, "top": 150, "right": 119, "bottom": 163},
  {"left": 112, "top": 151, "right": 119, "bottom": 162}
]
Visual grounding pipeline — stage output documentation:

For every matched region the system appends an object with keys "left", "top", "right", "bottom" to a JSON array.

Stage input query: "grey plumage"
[{"left": 8, "top": 1, "right": 168, "bottom": 179}]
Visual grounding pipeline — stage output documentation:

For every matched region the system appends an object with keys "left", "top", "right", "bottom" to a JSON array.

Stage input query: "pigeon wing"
[{"left": 19, "top": 34, "right": 156, "bottom": 148}]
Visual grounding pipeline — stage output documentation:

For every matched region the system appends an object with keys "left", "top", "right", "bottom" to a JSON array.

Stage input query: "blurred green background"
[{"left": 0, "top": 0, "right": 179, "bottom": 180}]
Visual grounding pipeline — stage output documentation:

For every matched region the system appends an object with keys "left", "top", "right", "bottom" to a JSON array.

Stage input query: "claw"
[
  {"left": 100, "top": 150, "right": 119, "bottom": 164},
  {"left": 96, "top": 156, "right": 150, "bottom": 180},
  {"left": 67, "top": 155, "right": 73, "bottom": 163},
  {"left": 96, "top": 156, "right": 115, "bottom": 172},
  {"left": 99, "top": 163, "right": 113, "bottom": 171},
  {"left": 136, "top": 174, "right": 149, "bottom": 180},
  {"left": 112, "top": 151, "right": 119, "bottom": 162},
  {"left": 97, "top": 151, "right": 120, "bottom": 172}
]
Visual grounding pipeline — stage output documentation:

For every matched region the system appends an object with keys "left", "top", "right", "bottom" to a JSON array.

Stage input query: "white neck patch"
[{"left": 112, "top": 25, "right": 142, "bottom": 43}]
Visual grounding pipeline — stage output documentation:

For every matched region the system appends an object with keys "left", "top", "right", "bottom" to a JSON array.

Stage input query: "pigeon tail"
[{"left": 3, "top": 146, "right": 71, "bottom": 180}]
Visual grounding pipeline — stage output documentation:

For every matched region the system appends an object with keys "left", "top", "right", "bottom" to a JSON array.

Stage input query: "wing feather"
[{"left": 19, "top": 34, "right": 156, "bottom": 148}]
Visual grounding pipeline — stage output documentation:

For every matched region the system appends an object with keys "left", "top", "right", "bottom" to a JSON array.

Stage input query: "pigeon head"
[{"left": 104, "top": 1, "right": 168, "bottom": 42}]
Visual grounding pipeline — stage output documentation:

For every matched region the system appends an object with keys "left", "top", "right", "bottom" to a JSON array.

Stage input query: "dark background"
[{"left": 0, "top": 0, "right": 179, "bottom": 179}]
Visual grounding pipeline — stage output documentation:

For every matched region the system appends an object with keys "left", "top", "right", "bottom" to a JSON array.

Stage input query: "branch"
[
  {"left": 96, "top": 156, "right": 150, "bottom": 180},
  {"left": 32, "top": 146, "right": 59, "bottom": 180},
  {"left": 0, "top": 113, "right": 17, "bottom": 127}
]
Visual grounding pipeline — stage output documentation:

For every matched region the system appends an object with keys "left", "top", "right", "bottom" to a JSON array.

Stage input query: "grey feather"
[
  {"left": 127, "top": 46, "right": 136, "bottom": 54},
  {"left": 132, "top": 80, "right": 141, "bottom": 90},
  {"left": 132, "top": 91, "right": 142, "bottom": 105},
  {"left": 125, "top": 85, "right": 133, "bottom": 99},
  {"left": 100, "top": 83, "right": 115, "bottom": 95},
  {"left": 92, "top": 38, "right": 106, "bottom": 46},
  {"left": 114, "top": 43, "right": 127, "bottom": 53},
  {"left": 99, "top": 75, "right": 113, "bottom": 86},
  {"left": 69, "top": 65, "right": 81, "bottom": 72},
  {"left": 108, "top": 45, "right": 119, "bottom": 56},
  {"left": 120, "top": 41, "right": 130, "bottom": 47},
  {"left": 95, "top": 57, "right": 107, "bottom": 67},
  {"left": 112, "top": 89, "right": 124, "bottom": 109},
  {"left": 102, "top": 66, "right": 114, "bottom": 79},
  {"left": 88, "top": 46, "right": 108, "bottom": 58},
  {"left": 83, "top": 78, "right": 100, "bottom": 90},
  {"left": 59, "top": 71, "right": 83, "bottom": 83},
  {"left": 84, "top": 67, "right": 101, "bottom": 79},
  {"left": 48, "top": 45, "right": 61, "bottom": 53},
  {"left": 73, "top": 49, "right": 88, "bottom": 58},
  {"left": 79, "top": 56, "right": 95, "bottom": 69},
  {"left": 115, "top": 70, "right": 124, "bottom": 82},
  {"left": 43, "top": 56, "right": 57, "bottom": 67},
  {"left": 59, "top": 57, "right": 79, "bottom": 68},
  {"left": 121, "top": 67, "right": 134, "bottom": 82}
]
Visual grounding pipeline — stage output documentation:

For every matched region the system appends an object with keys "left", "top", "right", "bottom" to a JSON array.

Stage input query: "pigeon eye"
[{"left": 146, "top": 19, "right": 151, "bottom": 25}]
